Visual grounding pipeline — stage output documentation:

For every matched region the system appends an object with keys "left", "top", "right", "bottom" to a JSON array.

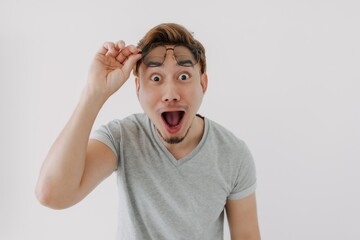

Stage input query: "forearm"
[{"left": 36, "top": 89, "right": 105, "bottom": 208}]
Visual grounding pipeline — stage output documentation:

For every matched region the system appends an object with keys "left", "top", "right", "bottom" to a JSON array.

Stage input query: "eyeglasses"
[{"left": 140, "top": 44, "right": 200, "bottom": 68}]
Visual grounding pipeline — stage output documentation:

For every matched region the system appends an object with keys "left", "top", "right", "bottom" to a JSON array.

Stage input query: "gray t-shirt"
[{"left": 91, "top": 113, "right": 257, "bottom": 240}]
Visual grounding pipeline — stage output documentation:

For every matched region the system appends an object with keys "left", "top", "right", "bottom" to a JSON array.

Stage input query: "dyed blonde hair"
[{"left": 133, "top": 23, "right": 206, "bottom": 76}]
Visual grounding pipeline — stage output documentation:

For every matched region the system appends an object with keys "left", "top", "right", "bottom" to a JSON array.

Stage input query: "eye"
[
  {"left": 150, "top": 74, "right": 161, "bottom": 82},
  {"left": 178, "top": 73, "right": 190, "bottom": 81}
]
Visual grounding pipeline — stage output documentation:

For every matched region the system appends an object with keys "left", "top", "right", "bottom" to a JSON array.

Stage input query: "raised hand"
[{"left": 86, "top": 40, "right": 142, "bottom": 102}]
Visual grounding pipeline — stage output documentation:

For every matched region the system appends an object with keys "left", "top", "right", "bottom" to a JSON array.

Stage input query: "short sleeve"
[
  {"left": 90, "top": 120, "right": 121, "bottom": 169},
  {"left": 227, "top": 142, "right": 257, "bottom": 200}
]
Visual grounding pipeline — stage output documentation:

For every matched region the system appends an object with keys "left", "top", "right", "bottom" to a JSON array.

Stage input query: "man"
[{"left": 36, "top": 23, "right": 261, "bottom": 239}]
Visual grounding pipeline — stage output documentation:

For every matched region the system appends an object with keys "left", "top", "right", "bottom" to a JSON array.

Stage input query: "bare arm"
[
  {"left": 226, "top": 193, "right": 261, "bottom": 240},
  {"left": 35, "top": 41, "right": 141, "bottom": 209}
]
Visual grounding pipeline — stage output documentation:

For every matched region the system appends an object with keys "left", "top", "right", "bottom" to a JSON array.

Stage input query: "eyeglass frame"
[{"left": 138, "top": 43, "right": 202, "bottom": 68}]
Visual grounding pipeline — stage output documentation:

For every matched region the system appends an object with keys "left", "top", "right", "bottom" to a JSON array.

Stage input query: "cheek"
[
  {"left": 190, "top": 87, "right": 205, "bottom": 107},
  {"left": 138, "top": 87, "right": 157, "bottom": 107},
  {"left": 188, "top": 84, "right": 204, "bottom": 98}
]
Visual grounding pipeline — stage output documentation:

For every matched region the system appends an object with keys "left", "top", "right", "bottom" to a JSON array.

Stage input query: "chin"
[
  {"left": 156, "top": 127, "right": 191, "bottom": 145},
  {"left": 162, "top": 136, "right": 186, "bottom": 144}
]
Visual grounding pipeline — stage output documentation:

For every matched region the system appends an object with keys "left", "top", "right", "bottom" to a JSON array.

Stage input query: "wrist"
[{"left": 79, "top": 86, "right": 108, "bottom": 114}]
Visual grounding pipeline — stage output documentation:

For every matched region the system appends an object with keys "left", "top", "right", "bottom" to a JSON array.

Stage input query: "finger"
[
  {"left": 116, "top": 45, "right": 141, "bottom": 63},
  {"left": 97, "top": 45, "right": 108, "bottom": 55},
  {"left": 122, "top": 53, "right": 142, "bottom": 76},
  {"left": 103, "top": 42, "right": 119, "bottom": 57},
  {"left": 115, "top": 40, "right": 126, "bottom": 51},
  {"left": 102, "top": 42, "right": 115, "bottom": 52},
  {"left": 97, "top": 43, "right": 113, "bottom": 55}
]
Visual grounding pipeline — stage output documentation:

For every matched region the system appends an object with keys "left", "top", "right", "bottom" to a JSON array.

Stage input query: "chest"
[{"left": 119, "top": 146, "right": 235, "bottom": 221}]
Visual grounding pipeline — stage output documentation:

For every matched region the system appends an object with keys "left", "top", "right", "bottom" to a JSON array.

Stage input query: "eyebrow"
[
  {"left": 177, "top": 59, "right": 194, "bottom": 65},
  {"left": 146, "top": 61, "right": 163, "bottom": 67}
]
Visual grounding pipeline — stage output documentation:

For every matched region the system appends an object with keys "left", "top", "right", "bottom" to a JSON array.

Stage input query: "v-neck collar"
[{"left": 149, "top": 114, "right": 209, "bottom": 167}]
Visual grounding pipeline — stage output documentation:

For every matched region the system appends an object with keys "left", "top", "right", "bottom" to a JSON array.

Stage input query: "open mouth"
[{"left": 161, "top": 111, "right": 185, "bottom": 128}]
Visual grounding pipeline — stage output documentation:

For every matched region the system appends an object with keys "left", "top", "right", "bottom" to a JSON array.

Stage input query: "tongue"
[{"left": 164, "top": 112, "right": 182, "bottom": 127}]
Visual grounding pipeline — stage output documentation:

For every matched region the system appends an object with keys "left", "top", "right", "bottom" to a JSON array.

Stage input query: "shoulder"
[
  {"left": 121, "top": 113, "right": 148, "bottom": 124},
  {"left": 206, "top": 118, "right": 246, "bottom": 148},
  {"left": 114, "top": 113, "right": 155, "bottom": 145},
  {"left": 203, "top": 118, "right": 256, "bottom": 196},
  {"left": 93, "top": 113, "right": 149, "bottom": 137},
  {"left": 204, "top": 118, "right": 253, "bottom": 164},
  {"left": 103, "top": 113, "right": 149, "bottom": 129},
  {"left": 119, "top": 113, "right": 151, "bottom": 133}
]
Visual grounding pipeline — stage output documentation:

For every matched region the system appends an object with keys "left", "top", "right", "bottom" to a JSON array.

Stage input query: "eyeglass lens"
[{"left": 142, "top": 46, "right": 198, "bottom": 67}]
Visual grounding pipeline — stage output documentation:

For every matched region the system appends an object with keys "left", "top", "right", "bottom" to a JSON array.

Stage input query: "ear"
[
  {"left": 200, "top": 73, "right": 208, "bottom": 93},
  {"left": 135, "top": 76, "right": 140, "bottom": 97}
]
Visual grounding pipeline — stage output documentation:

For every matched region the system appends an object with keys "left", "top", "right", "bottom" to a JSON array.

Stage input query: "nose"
[
  {"left": 162, "top": 81, "right": 180, "bottom": 102},
  {"left": 161, "top": 50, "right": 181, "bottom": 102}
]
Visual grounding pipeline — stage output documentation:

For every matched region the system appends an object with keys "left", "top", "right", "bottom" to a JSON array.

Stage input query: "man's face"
[{"left": 135, "top": 45, "right": 207, "bottom": 144}]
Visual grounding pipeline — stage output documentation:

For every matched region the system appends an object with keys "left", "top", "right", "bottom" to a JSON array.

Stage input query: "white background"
[{"left": 1, "top": 0, "right": 359, "bottom": 239}]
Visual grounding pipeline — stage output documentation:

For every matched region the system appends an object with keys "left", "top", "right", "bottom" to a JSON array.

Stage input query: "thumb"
[{"left": 122, "top": 53, "right": 142, "bottom": 76}]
